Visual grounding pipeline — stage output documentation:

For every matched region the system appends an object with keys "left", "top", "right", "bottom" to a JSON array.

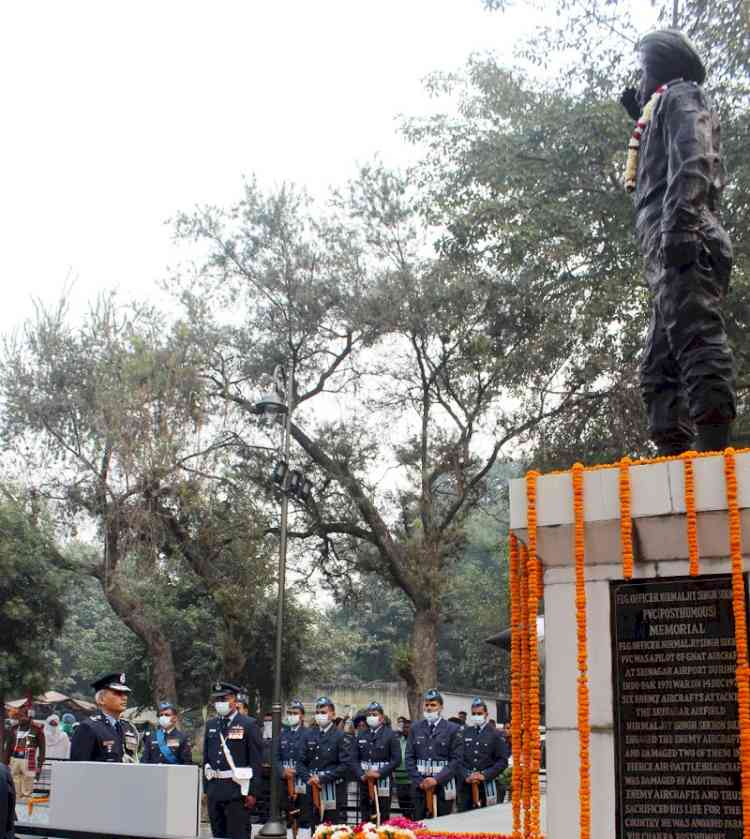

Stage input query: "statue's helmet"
[{"left": 638, "top": 28, "right": 706, "bottom": 92}]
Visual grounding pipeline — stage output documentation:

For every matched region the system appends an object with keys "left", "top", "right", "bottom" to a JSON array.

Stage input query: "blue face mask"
[{"left": 424, "top": 710, "right": 440, "bottom": 723}]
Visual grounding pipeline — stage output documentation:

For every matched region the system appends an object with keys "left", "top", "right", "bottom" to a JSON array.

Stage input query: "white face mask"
[
  {"left": 159, "top": 715, "right": 173, "bottom": 729},
  {"left": 286, "top": 714, "right": 301, "bottom": 727},
  {"left": 215, "top": 701, "right": 231, "bottom": 716},
  {"left": 471, "top": 714, "right": 486, "bottom": 726},
  {"left": 263, "top": 721, "right": 273, "bottom": 738},
  {"left": 424, "top": 710, "right": 440, "bottom": 723},
  {"left": 366, "top": 715, "right": 381, "bottom": 729},
  {"left": 315, "top": 713, "right": 330, "bottom": 727}
]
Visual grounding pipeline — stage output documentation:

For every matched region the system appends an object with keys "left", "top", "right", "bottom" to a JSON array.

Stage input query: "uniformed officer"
[
  {"left": 297, "top": 697, "right": 349, "bottom": 827},
  {"left": 202, "top": 681, "right": 263, "bottom": 839},
  {"left": 2, "top": 702, "right": 45, "bottom": 799},
  {"left": 348, "top": 701, "right": 400, "bottom": 823},
  {"left": 0, "top": 762, "right": 15, "bottom": 839},
  {"left": 405, "top": 689, "right": 463, "bottom": 819},
  {"left": 457, "top": 698, "right": 509, "bottom": 811},
  {"left": 70, "top": 673, "right": 140, "bottom": 763},
  {"left": 141, "top": 702, "right": 192, "bottom": 765},
  {"left": 279, "top": 700, "right": 310, "bottom": 838}
]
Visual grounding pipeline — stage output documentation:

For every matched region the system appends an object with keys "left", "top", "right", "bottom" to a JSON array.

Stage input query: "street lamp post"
[{"left": 257, "top": 365, "right": 293, "bottom": 839}]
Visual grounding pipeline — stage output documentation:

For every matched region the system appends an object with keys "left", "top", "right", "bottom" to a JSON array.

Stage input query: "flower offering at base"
[{"left": 312, "top": 823, "right": 418, "bottom": 839}]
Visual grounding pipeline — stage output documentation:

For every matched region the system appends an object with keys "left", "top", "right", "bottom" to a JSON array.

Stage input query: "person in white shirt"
[{"left": 43, "top": 715, "right": 71, "bottom": 761}]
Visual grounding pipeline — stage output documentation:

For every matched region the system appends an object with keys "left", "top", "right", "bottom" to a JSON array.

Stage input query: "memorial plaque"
[{"left": 611, "top": 574, "right": 747, "bottom": 839}]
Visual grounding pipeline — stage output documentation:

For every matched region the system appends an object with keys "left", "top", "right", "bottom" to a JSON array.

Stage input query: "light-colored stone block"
[
  {"left": 545, "top": 729, "right": 580, "bottom": 839},
  {"left": 544, "top": 729, "right": 615, "bottom": 839},
  {"left": 544, "top": 580, "right": 613, "bottom": 729},
  {"left": 629, "top": 462, "right": 673, "bottom": 519},
  {"left": 693, "top": 453, "right": 731, "bottom": 512},
  {"left": 509, "top": 477, "right": 528, "bottom": 530},
  {"left": 544, "top": 581, "right": 577, "bottom": 731}
]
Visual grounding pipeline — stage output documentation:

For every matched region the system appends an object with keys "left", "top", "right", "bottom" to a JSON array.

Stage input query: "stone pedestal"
[{"left": 509, "top": 452, "right": 750, "bottom": 839}]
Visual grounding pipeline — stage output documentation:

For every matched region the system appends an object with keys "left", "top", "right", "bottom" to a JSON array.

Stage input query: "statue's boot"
[
  {"left": 696, "top": 422, "right": 732, "bottom": 453},
  {"left": 654, "top": 427, "right": 694, "bottom": 457}
]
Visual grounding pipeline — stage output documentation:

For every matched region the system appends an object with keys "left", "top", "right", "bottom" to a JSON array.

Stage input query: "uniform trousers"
[
  {"left": 411, "top": 784, "right": 454, "bottom": 820},
  {"left": 457, "top": 779, "right": 505, "bottom": 812},
  {"left": 357, "top": 784, "right": 392, "bottom": 823},
  {"left": 208, "top": 794, "right": 249, "bottom": 839},
  {"left": 305, "top": 782, "right": 347, "bottom": 827},
  {"left": 395, "top": 783, "right": 413, "bottom": 819},
  {"left": 281, "top": 784, "right": 310, "bottom": 828},
  {"left": 9, "top": 758, "right": 34, "bottom": 798}
]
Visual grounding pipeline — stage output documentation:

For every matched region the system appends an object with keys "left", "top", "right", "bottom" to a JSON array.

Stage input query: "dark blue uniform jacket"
[
  {"left": 348, "top": 725, "right": 401, "bottom": 781},
  {"left": 460, "top": 724, "right": 509, "bottom": 780},
  {"left": 203, "top": 712, "right": 263, "bottom": 800},
  {"left": 277, "top": 724, "right": 306, "bottom": 778},
  {"left": 141, "top": 727, "right": 193, "bottom": 765},
  {"left": 0, "top": 765, "right": 15, "bottom": 839},
  {"left": 405, "top": 718, "right": 463, "bottom": 785},
  {"left": 70, "top": 715, "right": 139, "bottom": 763},
  {"left": 297, "top": 725, "right": 349, "bottom": 784}
]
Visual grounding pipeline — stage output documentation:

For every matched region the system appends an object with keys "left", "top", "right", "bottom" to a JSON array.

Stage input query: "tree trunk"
[
  {"left": 95, "top": 573, "right": 178, "bottom": 706},
  {"left": 406, "top": 606, "right": 440, "bottom": 720}
]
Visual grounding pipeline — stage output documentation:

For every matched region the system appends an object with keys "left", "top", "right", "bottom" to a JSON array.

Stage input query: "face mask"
[
  {"left": 366, "top": 715, "right": 380, "bottom": 729},
  {"left": 263, "top": 721, "right": 273, "bottom": 738},
  {"left": 159, "top": 715, "right": 173, "bottom": 729},
  {"left": 471, "top": 714, "right": 486, "bottom": 726},
  {"left": 424, "top": 710, "right": 440, "bottom": 723},
  {"left": 315, "top": 713, "right": 329, "bottom": 726},
  {"left": 286, "top": 714, "right": 300, "bottom": 727},
  {"left": 215, "top": 701, "right": 231, "bottom": 716}
]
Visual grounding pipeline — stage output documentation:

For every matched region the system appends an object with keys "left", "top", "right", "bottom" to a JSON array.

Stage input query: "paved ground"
[
  {"left": 16, "top": 797, "right": 547, "bottom": 836},
  {"left": 424, "top": 798, "right": 546, "bottom": 835}
]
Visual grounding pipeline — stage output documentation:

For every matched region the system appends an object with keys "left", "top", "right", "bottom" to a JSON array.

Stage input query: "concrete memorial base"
[
  {"left": 510, "top": 452, "right": 750, "bottom": 839},
  {"left": 49, "top": 761, "right": 202, "bottom": 838}
]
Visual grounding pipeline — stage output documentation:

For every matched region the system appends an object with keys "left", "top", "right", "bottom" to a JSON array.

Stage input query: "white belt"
[{"left": 205, "top": 766, "right": 234, "bottom": 780}]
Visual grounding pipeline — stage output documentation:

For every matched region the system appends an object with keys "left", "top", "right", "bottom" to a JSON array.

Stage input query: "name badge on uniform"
[
  {"left": 228, "top": 727, "right": 244, "bottom": 740},
  {"left": 103, "top": 739, "right": 115, "bottom": 751},
  {"left": 167, "top": 739, "right": 180, "bottom": 748}
]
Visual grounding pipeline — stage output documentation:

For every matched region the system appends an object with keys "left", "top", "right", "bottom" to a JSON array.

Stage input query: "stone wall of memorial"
[{"left": 542, "top": 555, "right": 749, "bottom": 839}]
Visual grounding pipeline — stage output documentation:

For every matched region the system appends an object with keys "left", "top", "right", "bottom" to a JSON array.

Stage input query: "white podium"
[{"left": 49, "top": 762, "right": 202, "bottom": 838}]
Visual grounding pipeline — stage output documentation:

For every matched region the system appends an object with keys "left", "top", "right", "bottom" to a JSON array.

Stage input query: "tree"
[
  {"left": 0, "top": 494, "right": 67, "bottom": 758},
  {"left": 171, "top": 173, "right": 570, "bottom": 716},
  {"left": 0, "top": 295, "right": 278, "bottom": 704}
]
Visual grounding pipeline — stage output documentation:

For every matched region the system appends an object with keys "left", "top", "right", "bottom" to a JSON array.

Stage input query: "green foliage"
[{"left": 0, "top": 498, "right": 67, "bottom": 696}]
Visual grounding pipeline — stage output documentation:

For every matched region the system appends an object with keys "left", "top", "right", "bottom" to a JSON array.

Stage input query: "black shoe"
[{"left": 696, "top": 423, "right": 732, "bottom": 453}]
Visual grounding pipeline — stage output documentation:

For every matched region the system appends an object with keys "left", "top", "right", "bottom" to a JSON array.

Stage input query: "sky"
[{"left": 0, "top": 0, "right": 548, "bottom": 335}]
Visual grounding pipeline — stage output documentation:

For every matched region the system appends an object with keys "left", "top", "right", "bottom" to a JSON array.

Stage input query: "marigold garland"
[
  {"left": 572, "top": 463, "right": 591, "bottom": 839},
  {"left": 508, "top": 533, "right": 523, "bottom": 839},
  {"left": 519, "top": 542, "right": 531, "bottom": 832},
  {"left": 723, "top": 449, "right": 750, "bottom": 836},
  {"left": 682, "top": 451, "right": 699, "bottom": 576},
  {"left": 619, "top": 457, "right": 633, "bottom": 579},
  {"left": 623, "top": 84, "right": 667, "bottom": 191},
  {"left": 526, "top": 471, "right": 542, "bottom": 839}
]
